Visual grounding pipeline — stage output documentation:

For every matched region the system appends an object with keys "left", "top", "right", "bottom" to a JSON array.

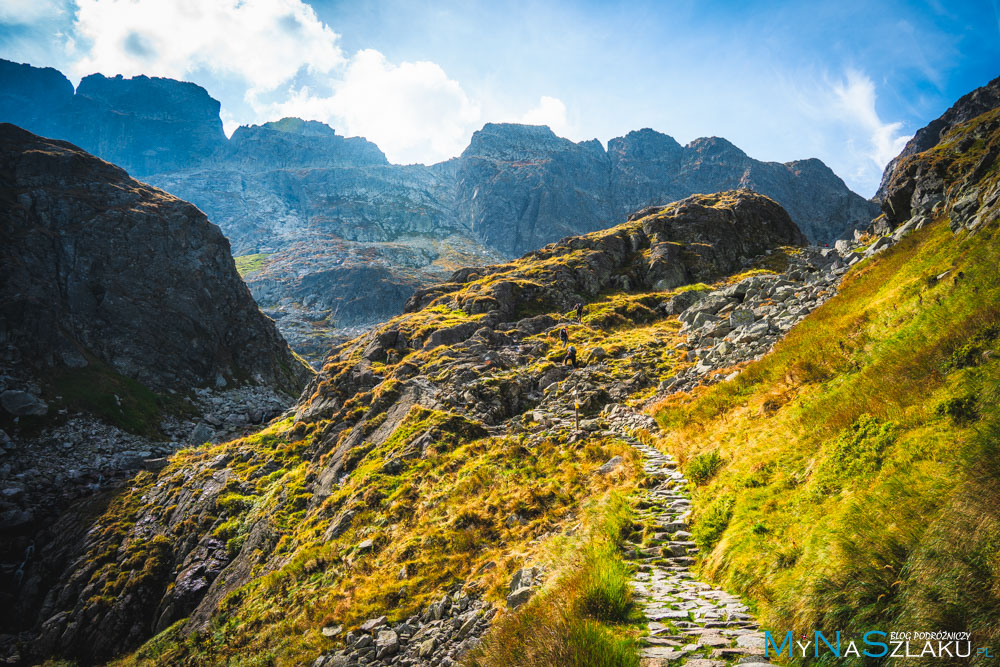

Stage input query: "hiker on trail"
[
  {"left": 559, "top": 326, "right": 569, "bottom": 348},
  {"left": 564, "top": 345, "right": 578, "bottom": 368},
  {"left": 575, "top": 302, "right": 584, "bottom": 321}
]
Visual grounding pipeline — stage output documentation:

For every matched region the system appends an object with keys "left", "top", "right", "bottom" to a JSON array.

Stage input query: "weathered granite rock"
[
  {"left": 876, "top": 74, "right": 1000, "bottom": 202},
  {"left": 879, "top": 75, "right": 1000, "bottom": 229}
]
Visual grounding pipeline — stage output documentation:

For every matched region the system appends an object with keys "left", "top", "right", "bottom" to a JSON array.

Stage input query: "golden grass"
[{"left": 650, "top": 216, "right": 1000, "bottom": 647}]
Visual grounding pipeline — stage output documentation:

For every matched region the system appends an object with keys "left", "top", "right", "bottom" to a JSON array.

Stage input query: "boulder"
[
  {"left": 359, "top": 616, "right": 387, "bottom": 633},
  {"left": 423, "top": 321, "right": 481, "bottom": 350},
  {"left": 506, "top": 587, "right": 534, "bottom": 609},
  {"left": 189, "top": 423, "right": 214, "bottom": 445},
  {"left": 662, "top": 289, "right": 707, "bottom": 315},
  {"left": 419, "top": 637, "right": 437, "bottom": 658},
  {"left": 728, "top": 309, "right": 755, "bottom": 329},
  {"left": 690, "top": 312, "right": 720, "bottom": 329},
  {"left": 374, "top": 630, "right": 399, "bottom": 659},
  {"left": 597, "top": 456, "right": 624, "bottom": 475},
  {"left": 0, "top": 390, "right": 47, "bottom": 417}
]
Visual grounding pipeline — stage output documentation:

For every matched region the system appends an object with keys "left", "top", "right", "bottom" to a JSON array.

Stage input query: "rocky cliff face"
[
  {"left": 877, "top": 76, "right": 1000, "bottom": 236},
  {"left": 455, "top": 123, "right": 614, "bottom": 255},
  {"left": 458, "top": 124, "right": 878, "bottom": 257},
  {"left": 0, "top": 62, "right": 227, "bottom": 178},
  {"left": 0, "top": 123, "right": 309, "bottom": 395},
  {"left": 0, "top": 126, "right": 314, "bottom": 634},
  {"left": 0, "top": 59, "right": 877, "bottom": 363},
  {"left": 875, "top": 74, "right": 1000, "bottom": 202}
]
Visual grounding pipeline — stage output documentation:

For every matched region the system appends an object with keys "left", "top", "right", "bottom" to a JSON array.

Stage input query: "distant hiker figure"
[
  {"left": 575, "top": 303, "right": 584, "bottom": 321},
  {"left": 565, "top": 345, "right": 578, "bottom": 368},
  {"left": 559, "top": 326, "right": 569, "bottom": 348}
]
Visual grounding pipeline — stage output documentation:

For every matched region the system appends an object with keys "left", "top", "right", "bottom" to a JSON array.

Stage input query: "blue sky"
[{"left": 1, "top": 0, "right": 998, "bottom": 196}]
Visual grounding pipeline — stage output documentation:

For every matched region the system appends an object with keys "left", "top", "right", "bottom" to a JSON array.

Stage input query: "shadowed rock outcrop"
[
  {"left": 878, "top": 75, "right": 1000, "bottom": 235},
  {"left": 0, "top": 123, "right": 311, "bottom": 393}
]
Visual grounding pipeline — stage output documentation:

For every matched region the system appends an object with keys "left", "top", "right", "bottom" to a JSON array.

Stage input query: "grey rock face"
[
  {"left": 878, "top": 75, "right": 1000, "bottom": 235},
  {"left": 0, "top": 62, "right": 226, "bottom": 178},
  {"left": 0, "top": 123, "right": 311, "bottom": 394},
  {"left": 460, "top": 124, "right": 877, "bottom": 256}
]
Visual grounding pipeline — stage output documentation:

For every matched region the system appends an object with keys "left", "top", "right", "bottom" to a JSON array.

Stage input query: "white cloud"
[
  {"left": 69, "top": 0, "right": 344, "bottom": 94},
  {"left": 54, "top": 0, "right": 487, "bottom": 164},
  {"left": 520, "top": 95, "right": 570, "bottom": 136},
  {"left": 787, "top": 68, "right": 910, "bottom": 195},
  {"left": 262, "top": 49, "right": 482, "bottom": 164},
  {"left": 831, "top": 70, "right": 911, "bottom": 168}
]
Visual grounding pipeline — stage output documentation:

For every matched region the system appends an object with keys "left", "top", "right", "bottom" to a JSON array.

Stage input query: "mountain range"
[
  {"left": 0, "top": 49, "right": 998, "bottom": 667},
  {"left": 0, "top": 58, "right": 879, "bottom": 362}
]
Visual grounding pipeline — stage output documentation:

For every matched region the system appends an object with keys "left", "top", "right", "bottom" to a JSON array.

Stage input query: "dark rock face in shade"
[{"left": 0, "top": 123, "right": 311, "bottom": 394}]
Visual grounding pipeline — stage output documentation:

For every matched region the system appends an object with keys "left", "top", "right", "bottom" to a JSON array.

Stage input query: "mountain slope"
[
  {"left": 0, "top": 125, "right": 314, "bottom": 651},
  {"left": 651, "top": 80, "right": 1000, "bottom": 659},
  {"left": 11, "top": 190, "right": 810, "bottom": 665},
  {"left": 0, "top": 60, "right": 877, "bottom": 361}
]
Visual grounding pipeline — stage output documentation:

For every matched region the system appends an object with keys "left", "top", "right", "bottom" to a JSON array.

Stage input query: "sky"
[{"left": 1, "top": 0, "right": 998, "bottom": 197}]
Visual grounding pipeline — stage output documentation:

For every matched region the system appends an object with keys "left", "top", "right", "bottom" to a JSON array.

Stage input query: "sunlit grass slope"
[
  {"left": 653, "top": 214, "right": 1000, "bottom": 659},
  {"left": 103, "top": 419, "right": 641, "bottom": 666}
]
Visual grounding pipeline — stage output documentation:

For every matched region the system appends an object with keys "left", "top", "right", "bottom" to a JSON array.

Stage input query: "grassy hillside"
[
  {"left": 29, "top": 192, "right": 810, "bottom": 666},
  {"left": 102, "top": 422, "right": 641, "bottom": 666},
  {"left": 652, "top": 118, "right": 1000, "bottom": 660}
]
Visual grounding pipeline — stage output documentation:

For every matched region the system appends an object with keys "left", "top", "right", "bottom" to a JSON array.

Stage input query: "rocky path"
[{"left": 604, "top": 407, "right": 774, "bottom": 667}]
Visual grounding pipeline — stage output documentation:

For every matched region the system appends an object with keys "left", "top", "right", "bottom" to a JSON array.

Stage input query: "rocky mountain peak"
[
  {"left": 227, "top": 118, "right": 388, "bottom": 169},
  {"left": 686, "top": 135, "right": 749, "bottom": 159},
  {"left": 262, "top": 116, "right": 339, "bottom": 137},
  {"left": 608, "top": 128, "right": 683, "bottom": 160},
  {"left": 878, "top": 83, "right": 1000, "bottom": 232},
  {"left": 75, "top": 72, "right": 224, "bottom": 121},
  {"left": 0, "top": 59, "right": 73, "bottom": 120},
  {"left": 463, "top": 122, "right": 575, "bottom": 160}
]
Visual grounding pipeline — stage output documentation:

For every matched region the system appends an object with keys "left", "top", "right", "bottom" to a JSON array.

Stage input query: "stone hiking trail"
[
  {"left": 311, "top": 235, "right": 905, "bottom": 666},
  {"left": 607, "top": 407, "right": 775, "bottom": 667}
]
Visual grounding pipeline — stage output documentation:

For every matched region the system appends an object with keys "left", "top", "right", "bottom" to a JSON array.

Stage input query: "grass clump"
[
  {"left": 685, "top": 451, "right": 724, "bottom": 486},
  {"left": 692, "top": 495, "right": 734, "bottom": 551},
  {"left": 934, "top": 394, "right": 979, "bottom": 425},
  {"left": 814, "top": 414, "right": 896, "bottom": 493},
  {"left": 234, "top": 253, "right": 272, "bottom": 277},
  {"left": 466, "top": 494, "right": 639, "bottom": 667}
]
